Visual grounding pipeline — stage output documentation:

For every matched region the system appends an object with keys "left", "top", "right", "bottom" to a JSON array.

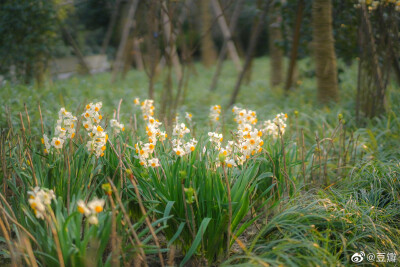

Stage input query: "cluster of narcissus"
[
  {"left": 42, "top": 107, "right": 77, "bottom": 153},
  {"left": 261, "top": 112, "right": 288, "bottom": 139},
  {"left": 77, "top": 198, "right": 105, "bottom": 225},
  {"left": 134, "top": 98, "right": 168, "bottom": 167},
  {"left": 33, "top": 97, "right": 288, "bottom": 223},
  {"left": 28, "top": 187, "right": 56, "bottom": 219},
  {"left": 209, "top": 104, "right": 221, "bottom": 122},
  {"left": 208, "top": 106, "right": 287, "bottom": 168},
  {"left": 82, "top": 102, "right": 110, "bottom": 158},
  {"left": 28, "top": 187, "right": 105, "bottom": 225},
  {"left": 355, "top": 0, "right": 400, "bottom": 11}
]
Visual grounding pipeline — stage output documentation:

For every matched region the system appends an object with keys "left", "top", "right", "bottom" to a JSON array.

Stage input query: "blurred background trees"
[{"left": 0, "top": 0, "right": 399, "bottom": 121}]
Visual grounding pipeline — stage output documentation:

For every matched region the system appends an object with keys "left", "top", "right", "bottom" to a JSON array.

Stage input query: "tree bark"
[
  {"left": 284, "top": 0, "right": 304, "bottom": 91},
  {"left": 269, "top": 2, "right": 283, "bottom": 87},
  {"left": 228, "top": 1, "right": 270, "bottom": 107},
  {"left": 312, "top": 0, "right": 339, "bottom": 103},
  {"left": 210, "top": 0, "right": 241, "bottom": 71},
  {"left": 101, "top": 0, "right": 122, "bottom": 54},
  {"left": 209, "top": 0, "right": 244, "bottom": 91},
  {"left": 133, "top": 37, "right": 144, "bottom": 71},
  {"left": 59, "top": 22, "right": 91, "bottom": 75},
  {"left": 111, "top": 0, "right": 139, "bottom": 82},
  {"left": 200, "top": 0, "right": 217, "bottom": 67},
  {"left": 161, "top": 0, "right": 182, "bottom": 80}
]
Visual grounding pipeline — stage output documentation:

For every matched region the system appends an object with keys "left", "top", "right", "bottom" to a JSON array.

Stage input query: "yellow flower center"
[
  {"left": 190, "top": 146, "right": 195, "bottom": 152},
  {"left": 101, "top": 146, "right": 106, "bottom": 151},
  {"left": 97, "top": 126, "right": 103, "bottom": 132},
  {"left": 95, "top": 107, "right": 99, "bottom": 111},
  {"left": 78, "top": 206, "right": 85, "bottom": 214},
  {"left": 95, "top": 206, "right": 103, "bottom": 213},
  {"left": 176, "top": 150, "right": 181, "bottom": 155},
  {"left": 55, "top": 140, "right": 61, "bottom": 146}
]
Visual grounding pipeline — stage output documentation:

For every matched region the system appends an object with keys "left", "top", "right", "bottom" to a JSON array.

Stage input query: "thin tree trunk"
[
  {"left": 284, "top": 0, "right": 304, "bottom": 91},
  {"left": 312, "top": 0, "right": 339, "bottom": 103},
  {"left": 228, "top": 1, "right": 270, "bottom": 107},
  {"left": 269, "top": 2, "right": 283, "bottom": 87},
  {"left": 101, "top": 0, "right": 122, "bottom": 54},
  {"left": 122, "top": 36, "right": 135, "bottom": 79},
  {"left": 146, "top": 0, "right": 160, "bottom": 99},
  {"left": 133, "top": 37, "right": 144, "bottom": 71},
  {"left": 210, "top": 0, "right": 241, "bottom": 71},
  {"left": 209, "top": 0, "right": 244, "bottom": 91},
  {"left": 111, "top": 0, "right": 139, "bottom": 82},
  {"left": 59, "top": 23, "right": 91, "bottom": 75},
  {"left": 200, "top": 0, "right": 217, "bottom": 67},
  {"left": 161, "top": 0, "right": 182, "bottom": 80}
]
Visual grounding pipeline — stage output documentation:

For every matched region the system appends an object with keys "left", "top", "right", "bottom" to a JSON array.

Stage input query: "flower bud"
[
  {"left": 218, "top": 153, "right": 226, "bottom": 163},
  {"left": 102, "top": 183, "right": 112, "bottom": 196}
]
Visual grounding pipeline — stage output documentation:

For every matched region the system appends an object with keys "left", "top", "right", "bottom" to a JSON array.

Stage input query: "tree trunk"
[
  {"left": 284, "top": 0, "right": 304, "bottom": 92},
  {"left": 133, "top": 37, "right": 144, "bottom": 71},
  {"left": 161, "top": 0, "right": 182, "bottom": 80},
  {"left": 59, "top": 22, "right": 91, "bottom": 75},
  {"left": 111, "top": 0, "right": 139, "bottom": 82},
  {"left": 269, "top": 2, "right": 283, "bottom": 87},
  {"left": 101, "top": 0, "right": 121, "bottom": 54},
  {"left": 210, "top": 0, "right": 241, "bottom": 71},
  {"left": 209, "top": 0, "right": 244, "bottom": 91},
  {"left": 200, "top": 0, "right": 217, "bottom": 67},
  {"left": 312, "top": 0, "right": 339, "bottom": 103},
  {"left": 145, "top": 0, "right": 160, "bottom": 99},
  {"left": 228, "top": 1, "right": 270, "bottom": 107}
]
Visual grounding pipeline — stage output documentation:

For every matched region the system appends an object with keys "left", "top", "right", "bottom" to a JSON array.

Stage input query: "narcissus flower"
[
  {"left": 51, "top": 137, "right": 64, "bottom": 149},
  {"left": 77, "top": 198, "right": 105, "bottom": 225},
  {"left": 148, "top": 158, "right": 160, "bottom": 167},
  {"left": 110, "top": 119, "right": 125, "bottom": 134},
  {"left": 209, "top": 105, "right": 221, "bottom": 123},
  {"left": 185, "top": 112, "right": 193, "bottom": 121},
  {"left": 27, "top": 187, "right": 55, "bottom": 219}
]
